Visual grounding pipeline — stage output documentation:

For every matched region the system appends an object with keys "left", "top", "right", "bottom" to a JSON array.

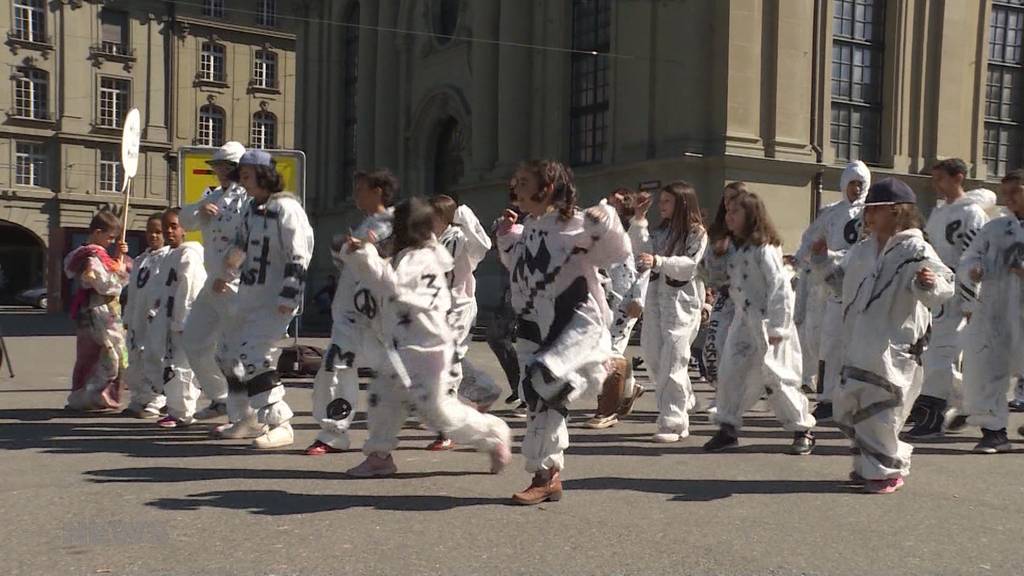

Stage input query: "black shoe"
[
  {"left": 906, "top": 402, "right": 924, "bottom": 426},
  {"left": 504, "top": 393, "right": 519, "bottom": 405},
  {"left": 703, "top": 425, "right": 739, "bottom": 452},
  {"left": 1009, "top": 399, "right": 1024, "bottom": 413},
  {"left": 811, "top": 402, "right": 833, "bottom": 423},
  {"left": 788, "top": 431, "right": 815, "bottom": 455},
  {"left": 973, "top": 428, "right": 1012, "bottom": 454},
  {"left": 905, "top": 395, "right": 947, "bottom": 439}
]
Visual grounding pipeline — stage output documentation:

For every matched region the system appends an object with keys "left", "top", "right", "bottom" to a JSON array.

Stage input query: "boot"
[
  {"left": 585, "top": 357, "right": 627, "bottom": 429},
  {"left": 512, "top": 470, "right": 563, "bottom": 505},
  {"left": 253, "top": 422, "right": 294, "bottom": 449}
]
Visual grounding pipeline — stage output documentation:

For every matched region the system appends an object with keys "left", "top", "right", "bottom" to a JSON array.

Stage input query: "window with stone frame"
[
  {"left": 257, "top": 0, "right": 278, "bottom": 27},
  {"left": 15, "top": 141, "right": 47, "bottom": 187},
  {"left": 984, "top": 0, "right": 1024, "bottom": 177},
  {"left": 569, "top": 0, "right": 611, "bottom": 167},
  {"left": 14, "top": 67, "right": 48, "bottom": 120},
  {"left": 203, "top": 0, "right": 225, "bottom": 18},
  {"left": 98, "top": 76, "right": 130, "bottom": 128},
  {"left": 99, "top": 148, "right": 124, "bottom": 193},
  {"left": 830, "top": 0, "right": 886, "bottom": 164},
  {"left": 200, "top": 41, "right": 226, "bottom": 82},
  {"left": 253, "top": 49, "right": 278, "bottom": 89},
  {"left": 251, "top": 111, "right": 277, "bottom": 149},
  {"left": 198, "top": 105, "right": 225, "bottom": 147},
  {"left": 12, "top": 0, "right": 45, "bottom": 43}
]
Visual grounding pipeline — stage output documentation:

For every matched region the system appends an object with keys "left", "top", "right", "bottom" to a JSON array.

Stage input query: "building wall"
[
  {"left": 0, "top": 0, "right": 298, "bottom": 311},
  {"left": 294, "top": 0, "right": 996, "bottom": 314}
]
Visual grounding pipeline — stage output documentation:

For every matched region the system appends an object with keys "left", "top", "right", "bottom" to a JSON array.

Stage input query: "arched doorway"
[
  {"left": 0, "top": 221, "right": 46, "bottom": 305},
  {"left": 432, "top": 116, "right": 465, "bottom": 200}
]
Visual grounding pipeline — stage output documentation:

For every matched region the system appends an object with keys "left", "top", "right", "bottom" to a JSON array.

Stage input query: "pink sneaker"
[
  {"left": 157, "top": 415, "right": 184, "bottom": 429},
  {"left": 425, "top": 437, "right": 455, "bottom": 451},
  {"left": 489, "top": 442, "right": 512, "bottom": 474},
  {"left": 345, "top": 454, "right": 398, "bottom": 478},
  {"left": 863, "top": 476, "right": 904, "bottom": 494}
]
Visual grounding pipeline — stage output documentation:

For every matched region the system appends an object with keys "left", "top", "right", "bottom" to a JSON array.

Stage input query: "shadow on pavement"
[
  {"left": 148, "top": 489, "right": 507, "bottom": 514},
  {"left": 563, "top": 476, "right": 854, "bottom": 501},
  {"left": 85, "top": 466, "right": 491, "bottom": 484}
]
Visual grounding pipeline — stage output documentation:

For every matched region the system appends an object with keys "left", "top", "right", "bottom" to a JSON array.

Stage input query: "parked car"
[{"left": 15, "top": 287, "right": 46, "bottom": 309}]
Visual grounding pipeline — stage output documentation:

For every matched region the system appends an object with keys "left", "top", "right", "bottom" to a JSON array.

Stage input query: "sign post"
[{"left": 119, "top": 108, "right": 142, "bottom": 257}]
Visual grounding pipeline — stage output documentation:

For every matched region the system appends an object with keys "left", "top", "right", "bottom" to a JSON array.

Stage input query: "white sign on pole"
[{"left": 121, "top": 108, "right": 142, "bottom": 188}]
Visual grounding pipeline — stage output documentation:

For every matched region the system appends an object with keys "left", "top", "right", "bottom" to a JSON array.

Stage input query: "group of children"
[{"left": 62, "top": 140, "right": 1024, "bottom": 504}]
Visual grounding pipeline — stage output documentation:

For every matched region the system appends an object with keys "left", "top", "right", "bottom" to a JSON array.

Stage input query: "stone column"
[
  {"left": 357, "top": 0, "right": 380, "bottom": 169},
  {"left": 497, "top": 0, "right": 532, "bottom": 170},
  {"left": 374, "top": 0, "right": 400, "bottom": 168},
  {"left": 470, "top": 0, "right": 500, "bottom": 175}
]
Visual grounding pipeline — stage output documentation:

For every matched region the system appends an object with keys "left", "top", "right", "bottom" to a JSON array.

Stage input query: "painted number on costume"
[{"left": 136, "top": 267, "right": 151, "bottom": 289}]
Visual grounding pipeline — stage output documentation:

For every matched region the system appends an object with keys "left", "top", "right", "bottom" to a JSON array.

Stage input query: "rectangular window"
[
  {"left": 98, "top": 77, "right": 129, "bottom": 128},
  {"left": 985, "top": 1, "right": 1024, "bottom": 177},
  {"left": 99, "top": 149, "right": 123, "bottom": 193},
  {"left": 203, "top": 0, "right": 225, "bottom": 18},
  {"left": 12, "top": 0, "right": 45, "bottom": 43},
  {"left": 253, "top": 50, "right": 277, "bottom": 89},
  {"left": 99, "top": 9, "right": 129, "bottom": 55},
  {"left": 14, "top": 68, "right": 47, "bottom": 119},
  {"left": 251, "top": 113, "right": 276, "bottom": 149},
  {"left": 569, "top": 0, "right": 611, "bottom": 167},
  {"left": 15, "top": 142, "right": 46, "bottom": 187},
  {"left": 257, "top": 0, "right": 278, "bottom": 27},
  {"left": 830, "top": 0, "right": 886, "bottom": 164},
  {"left": 200, "top": 42, "right": 226, "bottom": 82},
  {"left": 198, "top": 106, "right": 225, "bottom": 147}
]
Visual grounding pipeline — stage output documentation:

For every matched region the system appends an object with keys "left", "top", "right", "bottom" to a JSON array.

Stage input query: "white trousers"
[
  {"left": 640, "top": 291, "right": 701, "bottom": 435},
  {"left": 147, "top": 331, "right": 200, "bottom": 423},
  {"left": 311, "top": 334, "right": 382, "bottom": 449},
  {"left": 182, "top": 288, "right": 231, "bottom": 404},
  {"left": 818, "top": 299, "right": 844, "bottom": 403},
  {"left": 836, "top": 365, "right": 919, "bottom": 480},
  {"left": 920, "top": 302, "right": 965, "bottom": 404}
]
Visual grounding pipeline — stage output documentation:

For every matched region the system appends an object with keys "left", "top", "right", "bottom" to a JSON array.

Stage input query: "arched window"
[
  {"left": 433, "top": 116, "right": 465, "bottom": 197},
  {"left": 198, "top": 105, "right": 225, "bottom": 146},
  {"left": 251, "top": 111, "right": 277, "bottom": 149},
  {"left": 569, "top": 0, "right": 610, "bottom": 166},
  {"left": 14, "top": 67, "right": 47, "bottom": 120},
  {"left": 200, "top": 41, "right": 226, "bottom": 82},
  {"left": 342, "top": 2, "right": 359, "bottom": 199}
]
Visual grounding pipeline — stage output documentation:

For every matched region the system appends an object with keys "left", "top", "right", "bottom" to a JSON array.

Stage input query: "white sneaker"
[
  {"left": 652, "top": 430, "right": 688, "bottom": 443},
  {"left": 253, "top": 422, "right": 294, "bottom": 449},
  {"left": 212, "top": 419, "right": 266, "bottom": 440}
]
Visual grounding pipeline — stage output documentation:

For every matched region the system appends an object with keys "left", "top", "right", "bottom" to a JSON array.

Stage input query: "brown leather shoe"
[
  {"left": 512, "top": 470, "right": 563, "bottom": 505},
  {"left": 591, "top": 357, "right": 627, "bottom": 418}
]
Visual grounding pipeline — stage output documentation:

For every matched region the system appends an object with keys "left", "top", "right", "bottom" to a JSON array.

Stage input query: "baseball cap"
[
  {"left": 206, "top": 141, "right": 246, "bottom": 165},
  {"left": 864, "top": 177, "right": 916, "bottom": 206},
  {"left": 238, "top": 149, "right": 274, "bottom": 168}
]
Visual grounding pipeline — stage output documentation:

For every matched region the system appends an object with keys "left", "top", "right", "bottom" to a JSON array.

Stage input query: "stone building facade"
[{"left": 295, "top": 0, "right": 1011, "bottom": 309}]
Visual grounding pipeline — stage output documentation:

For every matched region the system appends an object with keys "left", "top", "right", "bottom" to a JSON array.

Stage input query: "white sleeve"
[
  {"left": 911, "top": 245, "right": 956, "bottom": 309},
  {"left": 277, "top": 202, "right": 314, "bottom": 311},
  {"left": 454, "top": 205, "right": 492, "bottom": 270},
  {"left": 179, "top": 189, "right": 215, "bottom": 230},
  {"left": 496, "top": 224, "right": 523, "bottom": 270},
  {"left": 759, "top": 246, "right": 794, "bottom": 339},
  {"left": 628, "top": 217, "right": 653, "bottom": 255},
  {"left": 342, "top": 242, "right": 399, "bottom": 299},
  {"left": 170, "top": 251, "right": 206, "bottom": 331},
  {"left": 582, "top": 203, "right": 631, "bottom": 268},
  {"left": 83, "top": 257, "right": 127, "bottom": 296},
  {"left": 655, "top": 228, "right": 707, "bottom": 282}
]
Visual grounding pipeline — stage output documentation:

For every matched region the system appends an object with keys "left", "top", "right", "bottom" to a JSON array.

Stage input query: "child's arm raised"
[
  {"left": 454, "top": 205, "right": 492, "bottom": 269},
  {"left": 582, "top": 202, "right": 630, "bottom": 268}
]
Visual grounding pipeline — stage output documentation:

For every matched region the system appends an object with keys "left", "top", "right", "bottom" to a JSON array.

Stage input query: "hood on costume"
[
  {"left": 840, "top": 161, "right": 872, "bottom": 202},
  {"left": 963, "top": 188, "right": 1006, "bottom": 219}
]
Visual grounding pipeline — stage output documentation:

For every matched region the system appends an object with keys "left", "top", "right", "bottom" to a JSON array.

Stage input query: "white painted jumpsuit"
[
  {"left": 123, "top": 246, "right": 169, "bottom": 414},
  {"left": 145, "top": 242, "right": 206, "bottom": 423},
  {"left": 714, "top": 243, "right": 815, "bottom": 432},
  {"left": 311, "top": 209, "right": 393, "bottom": 450},
  {"left": 632, "top": 219, "right": 708, "bottom": 436},
  {"left": 795, "top": 161, "right": 871, "bottom": 404},
  {"left": 702, "top": 243, "right": 735, "bottom": 388},
  {"left": 180, "top": 183, "right": 250, "bottom": 419},
  {"left": 439, "top": 205, "right": 503, "bottom": 407},
  {"left": 919, "top": 189, "right": 993, "bottom": 406},
  {"left": 498, "top": 204, "right": 630, "bottom": 473},
  {"left": 814, "top": 229, "right": 953, "bottom": 478},
  {"left": 961, "top": 216, "right": 1024, "bottom": 432},
  {"left": 601, "top": 235, "right": 646, "bottom": 401},
  {"left": 222, "top": 192, "right": 315, "bottom": 432},
  {"left": 342, "top": 241, "right": 511, "bottom": 457}
]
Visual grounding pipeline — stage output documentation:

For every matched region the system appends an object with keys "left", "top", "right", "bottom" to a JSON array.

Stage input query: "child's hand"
[
  {"left": 625, "top": 301, "right": 643, "bottom": 319},
  {"left": 637, "top": 253, "right": 656, "bottom": 271},
  {"left": 810, "top": 237, "right": 828, "bottom": 256},
  {"left": 969, "top": 266, "right": 984, "bottom": 283},
  {"left": 768, "top": 335, "right": 783, "bottom": 347},
  {"left": 713, "top": 237, "right": 730, "bottom": 256},
  {"left": 344, "top": 236, "right": 364, "bottom": 254},
  {"left": 915, "top": 267, "right": 937, "bottom": 289},
  {"left": 213, "top": 278, "right": 228, "bottom": 294},
  {"left": 201, "top": 203, "right": 220, "bottom": 218},
  {"left": 116, "top": 241, "right": 129, "bottom": 258},
  {"left": 634, "top": 194, "right": 652, "bottom": 218},
  {"left": 497, "top": 209, "right": 518, "bottom": 236}
]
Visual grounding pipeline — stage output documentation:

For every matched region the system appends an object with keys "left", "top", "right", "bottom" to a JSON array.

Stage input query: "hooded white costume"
[
  {"left": 438, "top": 205, "right": 502, "bottom": 407},
  {"left": 221, "top": 191, "right": 314, "bottom": 447},
  {"left": 310, "top": 209, "right": 393, "bottom": 451},
  {"left": 497, "top": 203, "right": 630, "bottom": 473},
  {"left": 961, "top": 215, "right": 1024, "bottom": 433},
  {"left": 342, "top": 240, "right": 511, "bottom": 458},
  {"left": 914, "top": 188, "right": 994, "bottom": 425},
  {"left": 795, "top": 161, "right": 871, "bottom": 408},
  {"left": 712, "top": 243, "right": 815, "bottom": 433},
  {"left": 123, "top": 245, "right": 170, "bottom": 416},
  {"left": 146, "top": 242, "right": 206, "bottom": 424},
  {"left": 180, "top": 181, "right": 250, "bottom": 419},
  {"left": 814, "top": 228, "right": 953, "bottom": 479},
  {"left": 632, "top": 218, "right": 708, "bottom": 438}
]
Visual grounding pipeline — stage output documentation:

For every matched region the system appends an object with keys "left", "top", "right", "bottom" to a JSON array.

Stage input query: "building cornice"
[{"left": 176, "top": 16, "right": 297, "bottom": 43}]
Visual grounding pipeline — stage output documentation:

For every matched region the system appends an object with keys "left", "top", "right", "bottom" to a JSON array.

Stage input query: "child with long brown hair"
[
  {"left": 631, "top": 181, "right": 708, "bottom": 442},
  {"left": 704, "top": 191, "right": 816, "bottom": 454},
  {"left": 497, "top": 159, "right": 630, "bottom": 505}
]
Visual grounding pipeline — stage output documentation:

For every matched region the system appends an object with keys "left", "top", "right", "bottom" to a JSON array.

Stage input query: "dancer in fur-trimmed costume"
[
  {"left": 64, "top": 210, "right": 130, "bottom": 412},
  {"left": 497, "top": 160, "right": 631, "bottom": 505}
]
